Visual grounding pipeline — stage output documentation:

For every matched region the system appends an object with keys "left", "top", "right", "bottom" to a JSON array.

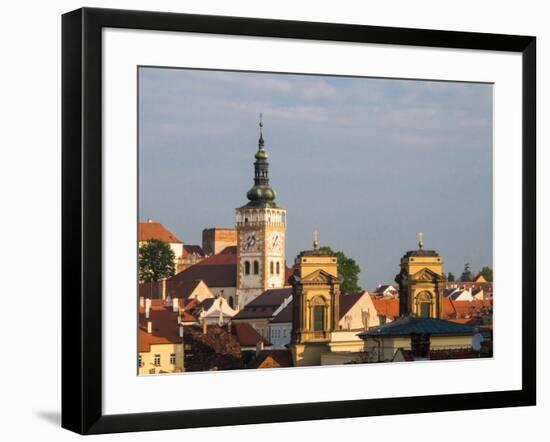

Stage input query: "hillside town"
[{"left": 137, "top": 119, "right": 493, "bottom": 374}]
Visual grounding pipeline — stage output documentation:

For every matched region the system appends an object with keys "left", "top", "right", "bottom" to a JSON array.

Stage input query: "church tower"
[
  {"left": 288, "top": 235, "right": 341, "bottom": 367},
  {"left": 395, "top": 233, "right": 444, "bottom": 319},
  {"left": 235, "top": 117, "right": 287, "bottom": 309}
]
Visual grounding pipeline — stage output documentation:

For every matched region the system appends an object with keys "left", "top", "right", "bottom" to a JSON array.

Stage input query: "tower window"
[
  {"left": 270, "top": 261, "right": 274, "bottom": 274},
  {"left": 253, "top": 260, "right": 259, "bottom": 274},
  {"left": 244, "top": 261, "right": 250, "bottom": 275},
  {"left": 420, "top": 303, "right": 431, "bottom": 318},
  {"left": 313, "top": 305, "right": 325, "bottom": 332},
  {"left": 276, "top": 261, "right": 280, "bottom": 274}
]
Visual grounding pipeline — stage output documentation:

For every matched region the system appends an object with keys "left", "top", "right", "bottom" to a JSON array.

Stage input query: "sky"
[{"left": 138, "top": 67, "right": 493, "bottom": 290}]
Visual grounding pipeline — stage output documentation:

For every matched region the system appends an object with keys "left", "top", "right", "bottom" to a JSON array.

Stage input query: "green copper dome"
[{"left": 241, "top": 116, "right": 279, "bottom": 209}]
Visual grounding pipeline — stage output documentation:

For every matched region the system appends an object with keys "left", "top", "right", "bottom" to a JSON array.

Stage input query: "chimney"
[
  {"left": 145, "top": 298, "right": 151, "bottom": 319},
  {"left": 256, "top": 340, "right": 264, "bottom": 357},
  {"left": 173, "top": 297, "right": 179, "bottom": 312},
  {"left": 162, "top": 278, "right": 167, "bottom": 302},
  {"left": 147, "top": 218, "right": 153, "bottom": 223},
  {"left": 139, "top": 296, "right": 145, "bottom": 308},
  {"left": 177, "top": 315, "right": 182, "bottom": 324},
  {"left": 147, "top": 321, "right": 152, "bottom": 334},
  {"left": 179, "top": 324, "right": 184, "bottom": 338},
  {"left": 203, "top": 319, "right": 207, "bottom": 335}
]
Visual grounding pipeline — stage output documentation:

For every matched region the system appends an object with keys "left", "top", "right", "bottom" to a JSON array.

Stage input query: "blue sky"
[{"left": 138, "top": 67, "right": 493, "bottom": 290}]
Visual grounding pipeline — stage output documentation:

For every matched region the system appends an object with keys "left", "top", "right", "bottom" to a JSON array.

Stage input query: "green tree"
[
  {"left": 319, "top": 246, "right": 361, "bottom": 293},
  {"left": 460, "top": 263, "right": 473, "bottom": 282},
  {"left": 139, "top": 239, "right": 176, "bottom": 283},
  {"left": 447, "top": 272, "right": 456, "bottom": 282},
  {"left": 478, "top": 266, "right": 493, "bottom": 281}
]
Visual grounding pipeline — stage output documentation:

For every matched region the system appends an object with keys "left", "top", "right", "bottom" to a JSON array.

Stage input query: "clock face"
[
  {"left": 270, "top": 232, "right": 282, "bottom": 252},
  {"left": 241, "top": 233, "right": 259, "bottom": 252}
]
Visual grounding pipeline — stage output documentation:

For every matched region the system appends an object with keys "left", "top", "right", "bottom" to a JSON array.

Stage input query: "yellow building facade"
[
  {"left": 288, "top": 244, "right": 342, "bottom": 366},
  {"left": 395, "top": 234, "right": 444, "bottom": 318}
]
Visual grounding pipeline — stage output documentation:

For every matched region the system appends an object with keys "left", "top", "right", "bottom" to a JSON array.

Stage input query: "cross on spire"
[{"left": 258, "top": 113, "right": 264, "bottom": 146}]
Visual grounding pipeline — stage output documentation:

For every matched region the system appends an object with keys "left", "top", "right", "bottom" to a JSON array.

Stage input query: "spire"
[
  {"left": 259, "top": 113, "right": 264, "bottom": 147},
  {"left": 243, "top": 115, "right": 278, "bottom": 208}
]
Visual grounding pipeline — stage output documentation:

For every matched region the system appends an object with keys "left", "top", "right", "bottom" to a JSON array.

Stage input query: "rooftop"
[
  {"left": 139, "top": 220, "right": 183, "bottom": 244},
  {"left": 358, "top": 315, "right": 485, "bottom": 338}
]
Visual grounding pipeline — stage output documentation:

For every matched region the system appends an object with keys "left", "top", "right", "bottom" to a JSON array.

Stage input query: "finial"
[
  {"left": 258, "top": 113, "right": 264, "bottom": 147},
  {"left": 418, "top": 232, "right": 424, "bottom": 250},
  {"left": 313, "top": 228, "right": 319, "bottom": 250}
]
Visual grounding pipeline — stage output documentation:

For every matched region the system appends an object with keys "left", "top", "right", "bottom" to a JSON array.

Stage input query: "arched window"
[
  {"left": 228, "top": 296, "right": 234, "bottom": 309},
  {"left": 270, "top": 261, "right": 274, "bottom": 274},
  {"left": 244, "top": 261, "right": 250, "bottom": 275},
  {"left": 416, "top": 291, "right": 432, "bottom": 318},
  {"left": 276, "top": 261, "right": 280, "bottom": 274},
  {"left": 253, "top": 260, "right": 259, "bottom": 274},
  {"left": 310, "top": 296, "right": 326, "bottom": 332}
]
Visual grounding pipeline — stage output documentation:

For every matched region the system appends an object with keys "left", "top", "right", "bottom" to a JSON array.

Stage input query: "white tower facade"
[{"left": 235, "top": 117, "right": 287, "bottom": 308}]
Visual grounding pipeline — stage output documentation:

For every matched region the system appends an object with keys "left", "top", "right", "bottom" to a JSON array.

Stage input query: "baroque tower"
[
  {"left": 394, "top": 233, "right": 444, "bottom": 319},
  {"left": 235, "top": 117, "right": 287, "bottom": 309},
  {"left": 289, "top": 236, "right": 341, "bottom": 367}
]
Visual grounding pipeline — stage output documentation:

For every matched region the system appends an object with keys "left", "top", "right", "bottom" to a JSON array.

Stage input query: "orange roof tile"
[
  {"left": 139, "top": 220, "right": 183, "bottom": 244},
  {"left": 370, "top": 296, "right": 400, "bottom": 319}
]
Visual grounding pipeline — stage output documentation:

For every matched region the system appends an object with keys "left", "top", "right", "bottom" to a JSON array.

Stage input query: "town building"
[
  {"left": 138, "top": 298, "right": 185, "bottom": 375},
  {"left": 358, "top": 236, "right": 490, "bottom": 362},
  {"left": 232, "top": 287, "right": 293, "bottom": 341},
  {"left": 235, "top": 118, "right": 287, "bottom": 309},
  {"left": 395, "top": 233, "right": 444, "bottom": 318},
  {"left": 358, "top": 316, "right": 484, "bottom": 362},
  {"left": 202, "top": 228, "right": 237, "bottom": 256},
  {"left": 178, "top": 245, "right": 206, "bottom": 271},
  {"left": 139, "top": 219, "right": 185, "bottom": 272}
]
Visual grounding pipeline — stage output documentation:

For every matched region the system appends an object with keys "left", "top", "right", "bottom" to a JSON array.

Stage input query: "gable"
[
  {"left": 412, "top": 267, "right": 443, "bottom": 282},
  {"left": 301, "top": 268, "right": 340, "bottom": 284}
]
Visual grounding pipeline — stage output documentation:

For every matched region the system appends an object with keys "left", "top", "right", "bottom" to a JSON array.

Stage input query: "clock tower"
[{"left": 235, "top": 117, "right": 287, "bottom": 308}]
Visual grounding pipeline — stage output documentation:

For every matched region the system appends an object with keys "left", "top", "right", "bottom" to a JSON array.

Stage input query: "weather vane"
[
  {"left": 418, "top": 231, "right": 424, "bottom": 250},
  {"left": 313, "top": 228, "right": 319, "bottom": 250}
]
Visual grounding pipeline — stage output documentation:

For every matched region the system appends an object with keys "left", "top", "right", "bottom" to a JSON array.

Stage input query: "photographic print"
[{"left": 137, "top": 67, "right": 494, "bottom": 374}]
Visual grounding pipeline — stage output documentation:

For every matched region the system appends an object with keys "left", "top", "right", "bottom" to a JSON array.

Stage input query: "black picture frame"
[{"left": 62, "top": 7, "right": 536, "bottom": 435}]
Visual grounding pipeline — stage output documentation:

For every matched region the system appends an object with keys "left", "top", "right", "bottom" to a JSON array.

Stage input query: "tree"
[
  {"left": 447, "top": 272, "right": 456, "bottom": 282},
  {"left": 460, "top": 263, "right": 473, "bottom": 282},
  {"left": 318, "top": 246, "right": 361, "bottom": 293},
  {"left": 139, "top": 239, "right": 176, "bottom": 283},
  {"left": 478, "top": 266, "right": 493, "bottom": 282}
]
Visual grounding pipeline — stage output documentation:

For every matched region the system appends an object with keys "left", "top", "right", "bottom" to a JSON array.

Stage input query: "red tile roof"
[
  {"left": 182, "top": 245, "right": 205, "bottom": 258},
  {"left": 138, "top": 279, "right": 207, "bottom": 301},
  {"left": 138, "top": 303, "right": 181, "bottom": 353},
  {"left": 442, "top": 298, "right": 492, "bottom": 320},
  {"left": 139, "top": 220, "right": 183, "bottom": 244},
  {"left": 370, "top": 296, "right": 400, "bottom": 319},
  {"left": 250, "top": 350, "right": 293, "bottom": 369},
  {"left": 231, "top": 322, "right": 271, "bottom": 347},
  {"left": 167, "top": 251, "right": 237, "bottom": 288}
]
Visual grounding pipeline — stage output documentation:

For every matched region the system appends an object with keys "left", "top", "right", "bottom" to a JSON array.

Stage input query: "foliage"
[
  {"left": 447, "top": 272, "right": 456, "bottom": 282},
  {"left": 478, "top": 266, "right": 493, "bottom": 281},
  {"left": 318, "top": 246, "right": 361, "bottom": 293},
  {"left": 460, "top": 262, "right": 473, "bottom": 282},
  {"left": 139, "top": 239, "right": 176, "bottom": 282}
]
